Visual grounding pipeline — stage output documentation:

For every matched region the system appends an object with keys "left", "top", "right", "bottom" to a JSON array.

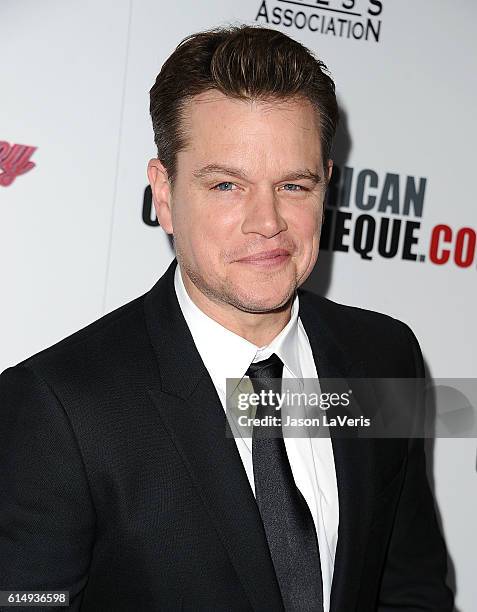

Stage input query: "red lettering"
[
  {"left": 454, "top": 227, "right": 476, "bottom": 268},
  {"left": 429, "top": 224, "right": 452, "bottom": 264}
]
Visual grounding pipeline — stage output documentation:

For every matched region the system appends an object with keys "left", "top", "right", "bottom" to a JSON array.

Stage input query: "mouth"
[{"left": 235, "top": 248, "right": 291, "bottom": 268}]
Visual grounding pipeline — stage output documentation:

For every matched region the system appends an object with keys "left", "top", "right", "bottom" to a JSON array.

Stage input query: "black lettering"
[
  {"left": 320, "top": 208, "right": 334, "bottom": 250},
  {"left": 294, "top": 11, "right": 306, "bottom": 29},
  {"left": 378, "top": 173, "right": 400, "bottom": 214},
  {"left": 355, "top": 169, "right": 378, "bottom": 210},
  {"left": 283, "top": 8, "right": 293, "bottom": 27},
  {"left": 402, "top": 221, "right": 421, "bottom": 260},
  {"left": 353, "top": 214, "right": 375, "bottom": 260},
  {"left": 333, "top": 211, "right": 352, "bottom": 252},
  {"left": 378, "top": 218, "right": 401, "bottom": 258},
  {"left": 142, "top": 185, "right": 159, "bottom": 227},
  {"left": 325, "top": 18, "right": 336, "bottom": 35},
  {"left": 340, "top": 166, "right": 353, "bottom": 207},
  {"left": 309, "top": 13, "right": 319, "bottom": 31},
  {"left": 255, "top": 0, "right": 269, "bottom": 22},
  {"left": 352, "top": 21, "right": 364, "bottom": 39},
  {"left": 366, "top": 18, "right": 381, "bottom": 42},
  {"left": 337, "top": 18, "right": 347, "bottom": 36},
  {"left": 403, "top": 176, "right": 426, "bottom": 217},
  {"left": 368, "top": 0, "right": 383, "bottom": 16}
]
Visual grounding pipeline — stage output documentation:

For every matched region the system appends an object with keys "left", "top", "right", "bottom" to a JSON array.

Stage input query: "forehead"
[
  {"left": 178, "top": 90, "right": 322, "bottom": 167},
  {"left": 181, "top": 89, "right": 318, "bottom": 130}
]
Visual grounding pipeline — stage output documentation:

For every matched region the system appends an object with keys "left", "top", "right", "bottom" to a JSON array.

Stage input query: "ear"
[
  {"left": 326, "top": 159, "right": 334, "bottom": 183},
  {"left": 147, "top": 158, "right": 173, "bottom": 234}
]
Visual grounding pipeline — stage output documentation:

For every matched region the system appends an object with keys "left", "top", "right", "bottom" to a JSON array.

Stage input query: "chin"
[{"left": 230, "top": 286, "right": 295, "bottom": 313}]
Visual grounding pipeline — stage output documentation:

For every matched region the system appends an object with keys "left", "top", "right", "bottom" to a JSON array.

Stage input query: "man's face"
[{"left": 150, "top": 90, "right": 332, "bottom": 314}]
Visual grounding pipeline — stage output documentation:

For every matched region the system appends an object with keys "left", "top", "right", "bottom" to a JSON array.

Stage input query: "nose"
[{"left": 241, "top": 188, "right": 288, "bottom": 238}]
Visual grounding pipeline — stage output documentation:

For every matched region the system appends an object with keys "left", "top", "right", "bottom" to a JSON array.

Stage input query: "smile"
[{"left": 235, "top": 249, "right": 291, "bottom": 268}]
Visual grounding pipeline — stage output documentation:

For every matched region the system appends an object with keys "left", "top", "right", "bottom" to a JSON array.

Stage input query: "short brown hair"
[{"left": 150, "top": 24, "right": 338, "bottom": 185}]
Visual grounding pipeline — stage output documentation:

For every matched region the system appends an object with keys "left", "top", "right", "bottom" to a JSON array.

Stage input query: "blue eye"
[
  {"left": 211, "top": 182, "right": 306, "bottom": 192},
  {"left": 213, "top": 182, "right": 235, "bottom": 191},
  {"left": 283, "top": 184, "right": 304, "bottom": 191}
]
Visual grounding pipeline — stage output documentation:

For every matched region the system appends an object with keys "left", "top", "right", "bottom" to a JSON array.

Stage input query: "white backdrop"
[{"left": 1, "top": 1, "right": 476, "bottom": 609}]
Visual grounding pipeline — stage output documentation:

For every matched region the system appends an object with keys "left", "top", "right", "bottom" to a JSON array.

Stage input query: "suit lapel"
[
  {"left": 144, "top": 260, "right": 379, "bottom": 610},
  {"left": 144, "top": 260, "right": 284, "bottom": 611},
  {"left": 298, "top": 292, "right": 377, "bottom": 612}
]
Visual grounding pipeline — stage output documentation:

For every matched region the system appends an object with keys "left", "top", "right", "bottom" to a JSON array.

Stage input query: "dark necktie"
[{"left": 246, "top": 354, "right": 324, "bottom": 612}]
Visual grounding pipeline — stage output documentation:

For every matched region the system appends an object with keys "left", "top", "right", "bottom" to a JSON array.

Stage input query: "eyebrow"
[{"left": 192, "top": 163, "right": 322, "bottom": 184}]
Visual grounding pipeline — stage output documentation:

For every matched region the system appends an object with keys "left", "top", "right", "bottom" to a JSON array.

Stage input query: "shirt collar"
[{"left": 174, "top": 265, "right": 302, "bottom": 396}]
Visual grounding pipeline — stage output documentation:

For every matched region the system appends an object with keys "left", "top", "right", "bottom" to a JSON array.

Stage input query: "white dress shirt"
[{"left": 174, "top": 265, "right": 339, "bottom": 612}]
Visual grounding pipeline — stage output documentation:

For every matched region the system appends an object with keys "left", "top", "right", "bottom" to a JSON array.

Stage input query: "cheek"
[
  {"left": 289, "top": 205, "right": 322, "bottom": 245},
  {"left": 199, "top": 208, "right": 238, "bottom": 247},
  {"left": 175, "top": 197, "right": 239, "bottom": 258}
]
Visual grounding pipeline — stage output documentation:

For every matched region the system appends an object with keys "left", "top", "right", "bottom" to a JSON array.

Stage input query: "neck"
[{"left": 180, "top": 269, "right": 293, "bottom": 347}]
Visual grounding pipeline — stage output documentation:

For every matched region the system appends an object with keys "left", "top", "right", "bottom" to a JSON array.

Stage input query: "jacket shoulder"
[
  {"left": 299, "top": 288, "right": 410, "bottom": 333},
  {"left": 298, "top": 289, "right": 424, "bottom": 377},
  {"left": 10, "top": 292, "right": 151, "bottom": 387}
]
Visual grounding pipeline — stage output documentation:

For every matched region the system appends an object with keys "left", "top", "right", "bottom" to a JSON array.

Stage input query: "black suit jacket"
[{"left": 0, "top": 259, "right": 453, "bottom": 611}]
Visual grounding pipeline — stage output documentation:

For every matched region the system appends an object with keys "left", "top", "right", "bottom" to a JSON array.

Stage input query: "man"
[{"left": 0, "top": 25, "right": 453, "bottom": 612}]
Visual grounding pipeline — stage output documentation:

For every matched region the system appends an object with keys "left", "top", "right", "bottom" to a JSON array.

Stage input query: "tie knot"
[{"left": 246, "top": 353, "right": 284, "bottom": 381}]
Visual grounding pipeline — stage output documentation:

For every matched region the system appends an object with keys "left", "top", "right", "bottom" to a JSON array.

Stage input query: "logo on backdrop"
[
  {"left": 322, "top": 165, "right": 477, "bottom": 269},
  {"left": 254, "top": 0, "right": 383, "bottom": 43},
  {"left": 0, "top": 141, "right": 37, "bottom": 186},
  {"left": 141, "top": 164, "right": 476, "bottom": 271}
]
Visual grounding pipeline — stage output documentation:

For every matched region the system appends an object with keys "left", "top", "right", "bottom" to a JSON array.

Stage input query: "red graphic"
[{"left": 0, "top": 141, "right": 37, "bottom": 186}]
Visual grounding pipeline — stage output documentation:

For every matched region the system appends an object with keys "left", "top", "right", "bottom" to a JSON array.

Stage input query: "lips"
[{"left": 236, "top": 248, "right": 290, "bottom": 263}]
